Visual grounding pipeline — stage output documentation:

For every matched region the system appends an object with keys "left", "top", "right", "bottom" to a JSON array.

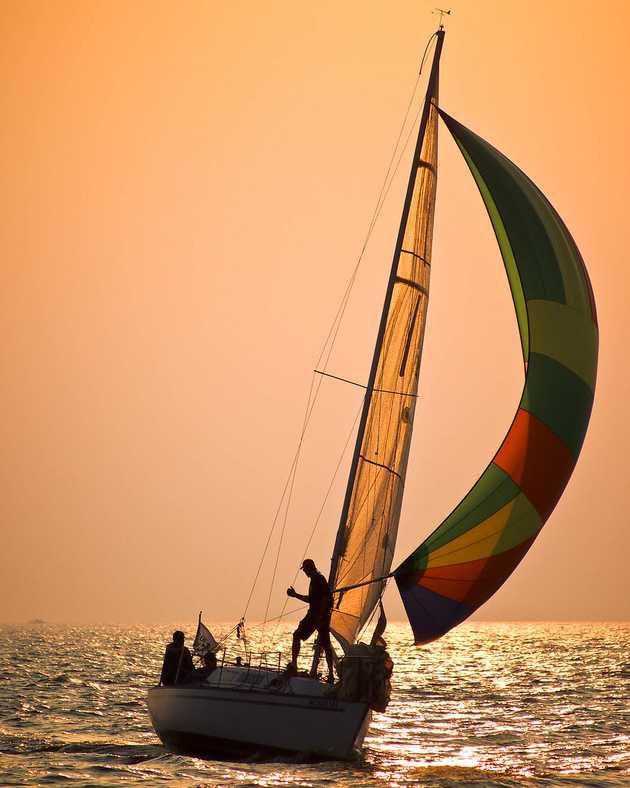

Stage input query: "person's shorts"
[{"left": 295, "top": 613, "right": 331, "bottom": 646}]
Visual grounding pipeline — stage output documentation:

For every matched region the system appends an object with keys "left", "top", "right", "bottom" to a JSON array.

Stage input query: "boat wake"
[{"left": 0, "top": 732, "right": 163, "bottom": 764}]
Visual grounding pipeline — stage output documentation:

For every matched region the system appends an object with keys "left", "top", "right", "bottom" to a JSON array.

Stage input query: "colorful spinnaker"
[{"left": 394, "top": 111, "right": 598, "bottom": 644}]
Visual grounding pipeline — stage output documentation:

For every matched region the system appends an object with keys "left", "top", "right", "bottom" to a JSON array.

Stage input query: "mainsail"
[
  {"left": 395, "top": 111, "right": 598, "bottom": 644},
  {"left": 329, "top": 31, "right": 444, "bottom": 650}
]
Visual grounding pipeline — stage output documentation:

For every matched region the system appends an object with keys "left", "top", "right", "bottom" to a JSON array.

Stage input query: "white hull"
[{"left": 147, "top": 668, "right": 370, "bottom": 760}]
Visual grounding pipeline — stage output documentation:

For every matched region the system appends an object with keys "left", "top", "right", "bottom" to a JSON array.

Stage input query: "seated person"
[
  {"left": 194, "top": 651, "right": 218, "bottom": 680},
  {"left": 159, "top": 630, "right": 193, "bottom": 685}
]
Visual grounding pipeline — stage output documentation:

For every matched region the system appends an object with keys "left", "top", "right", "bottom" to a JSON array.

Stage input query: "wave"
[{"left": 1, "top": 736, "right": 163, "bottom": 764}]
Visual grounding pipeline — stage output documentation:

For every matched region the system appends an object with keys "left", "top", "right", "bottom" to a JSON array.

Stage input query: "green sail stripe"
[
  {"left": 494, "top": 154, "right": 592, "bottom": 317},
  {"left": 409, "top": 465, "right": 520, "bottom": 563},
  {"left": 441, "top": 112, "right": 565, "bottom": 304},
  {"left": 521, "top": 352, "right": 594, "bottom": 457},
  {"left": 423, "top": 492, "right": 541, "bottom": 565},
  {"left": 443, "top": 112, "right": 594, "bottom": 318},
  {"left": 528, "top": 300, "right": 597, "bottom": 390},
  {"left": 455, "top": 140, "right": 529, "bottom": 361},
  {"left": 491, "top": 494, "right": 542, "bottom": 555}
]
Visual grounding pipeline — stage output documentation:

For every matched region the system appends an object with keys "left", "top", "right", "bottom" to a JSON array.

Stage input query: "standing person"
[
  {"left": 159, "top": 630, "right": 193, "bottom": 685},
  {"left": 286, "top": 559, "right": 335, "bottom": 682}
]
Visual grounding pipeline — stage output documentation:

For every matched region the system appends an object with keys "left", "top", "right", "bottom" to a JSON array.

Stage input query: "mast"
[{"left": 324, "top": 28, "right": 445, "bottom": 654}]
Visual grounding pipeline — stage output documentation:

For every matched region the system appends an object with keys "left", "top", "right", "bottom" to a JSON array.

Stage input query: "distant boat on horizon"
[{"left": 147, "top": 18, "right": 598, "bottom": 760}]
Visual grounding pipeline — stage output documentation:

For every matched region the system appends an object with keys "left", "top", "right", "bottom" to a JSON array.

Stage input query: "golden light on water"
[{"left": 1, "top": 620, "right": 629, "bottom": 784}]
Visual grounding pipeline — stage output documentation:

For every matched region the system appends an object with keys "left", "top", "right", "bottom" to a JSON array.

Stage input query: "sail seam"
[
  {"left": 395, "top": 276, "right": 429, "bottom": 295},
  {"left": 358, "top": 454, "right": 402, "bottom": 479},
  {"left": 400, "top": 249, "right": 431, "bottom": 265}
]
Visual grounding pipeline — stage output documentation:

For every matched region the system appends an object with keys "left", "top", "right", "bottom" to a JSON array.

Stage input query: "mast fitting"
[{"left": 433, "top": 8, "right": 452, "bottom": 30}]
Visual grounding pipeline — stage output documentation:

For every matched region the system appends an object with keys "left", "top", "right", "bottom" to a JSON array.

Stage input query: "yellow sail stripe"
[{"left": 426, "top": 493, "right": 541, "bottom": 568}]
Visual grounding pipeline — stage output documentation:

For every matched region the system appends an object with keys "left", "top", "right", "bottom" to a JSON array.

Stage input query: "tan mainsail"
[{"left": 329, "top": 33, "right": 443, "bottom": 650}]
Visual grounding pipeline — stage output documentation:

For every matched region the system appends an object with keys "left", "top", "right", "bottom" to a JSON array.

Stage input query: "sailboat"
[{"left": 147, "top": 21, "right": 598, "bottom": 759}]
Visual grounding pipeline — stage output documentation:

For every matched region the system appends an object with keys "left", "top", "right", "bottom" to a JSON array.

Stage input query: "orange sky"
[{"left": 1, "top": 0, "right": 629, "bottom": 625}]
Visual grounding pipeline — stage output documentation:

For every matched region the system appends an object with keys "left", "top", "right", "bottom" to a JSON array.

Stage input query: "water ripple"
[{"left": 0, "top": 622, "right": 628, "bottom": 786}]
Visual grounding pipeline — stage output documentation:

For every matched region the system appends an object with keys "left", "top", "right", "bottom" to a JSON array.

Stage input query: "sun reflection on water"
[
  {"left": 361, "top": 621, "right": 630, "bottom": 785},
  {"left": 0, "top": 621, "right": 628, "bottom": 786}
]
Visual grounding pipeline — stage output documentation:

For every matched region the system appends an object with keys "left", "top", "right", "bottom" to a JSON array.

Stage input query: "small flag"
[{"left": 193, "top": 617, "right": 222, "bottom": 656}]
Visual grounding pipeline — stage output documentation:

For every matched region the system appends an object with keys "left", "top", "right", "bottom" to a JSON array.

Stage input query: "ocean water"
[{"left": 0, "top": 621, "right": 628, "bottom": 787}]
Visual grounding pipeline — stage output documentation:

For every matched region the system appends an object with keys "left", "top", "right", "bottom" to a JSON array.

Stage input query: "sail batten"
[
  {"left": 328, "top": 32, "right": 445, "bottom": 650},
  {"left": 395, "top": 111, "right": 598, "bottom": 645}
]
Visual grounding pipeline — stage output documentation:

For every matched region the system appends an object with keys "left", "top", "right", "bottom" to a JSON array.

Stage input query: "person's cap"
[{"left": 301, "top": 559, "right": 316, "bottom": 571}]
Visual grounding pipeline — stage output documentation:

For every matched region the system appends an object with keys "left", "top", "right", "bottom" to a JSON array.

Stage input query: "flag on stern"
[{"left": 192, "top": 616, "right": 222, "bottom": 656}]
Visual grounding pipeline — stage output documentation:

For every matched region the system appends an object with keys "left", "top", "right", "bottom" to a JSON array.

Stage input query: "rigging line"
[
  {"left": 243, "top": 364, "right": 327, "bottom": 622},
  {"left": 270, "top": 400, "right": 363, "bottom": 645},
  {"left": 265, "top": 604, "right": 307, "bottom": 623},
  {"left": 266, "top": 198, "right": 421, "bottom": 640},
  {"left": 241, "top": 446, "right": 300, "bottom": 619},
  {"left": 243, "top": 45, "right": 431, "bottom": 627},
  {"left": 262, "top": 70, "right": 428, "bottom": 617},
  {"left": 363, "top": 33, "right": 437, "bottom": 242},
  {"left": 260, "top": 364, "right": 353, "bottom": 645},
  {"left": 313, "top": 369, "right": 421, "bottom": 398},
  {"left": 262, "top": 440, "right": 300, "bottom": 647},
  {"left": 330, "top": 101, "right": 424, "bottom": 379},
  {"left": 356, "top": 589, "right": 385, "bottom": 644},
  {"left": 334, "top": 571, "right": 395, "bottom": 594},
  {"left": 361, "top": 48, "right": 435, "bottom": 251},
  {"left": 364, "top": 75, "right": 423, "bottom": 240},
  {"left": 312, "top": 62, "right": 427, "bottom": 378},
  {"left": 418, "top": 31, "right": 439, "bottom": 78},
  {"left": 243, "top": 354, "right": 330, "bottom": 623},
  {"left": 216, "top": 622, "right": 241, "bottom": 645},
  {"left": 241, "top": 373, "right": 317, "bottom": 621},
  {"left": 367, "top": 99, "right": 425, "bottom": 245},
  {"left": 334, "top": 542, "right": 398, "bottom": 595}
]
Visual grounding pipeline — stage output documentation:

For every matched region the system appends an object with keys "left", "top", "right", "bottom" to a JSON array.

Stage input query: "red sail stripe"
[
  {"left": 494, "top": 409, "right": 575, "bottom": 520},
  {"left": 417, "top": 536, "right": 536, "bottom": 607}
]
